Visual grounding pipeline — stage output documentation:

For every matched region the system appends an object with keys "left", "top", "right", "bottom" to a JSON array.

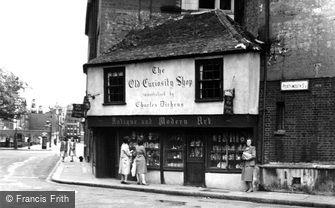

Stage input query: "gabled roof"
[{"left": 84, "top": 9, "right": 261, "bottom": 69}]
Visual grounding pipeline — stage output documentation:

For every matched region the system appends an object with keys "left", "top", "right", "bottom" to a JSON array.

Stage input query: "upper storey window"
[
  {"left": 198, "top": 0, "right": 232, "bottom": 10},
  {"left": 195, "top": 58, "right": 223, "bottom": 102},
  {"left": 104, "top": 67, "right": 126, "bottom": 105}
]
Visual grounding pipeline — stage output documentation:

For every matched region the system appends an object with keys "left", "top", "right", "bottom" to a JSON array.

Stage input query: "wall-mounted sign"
[
  {"left": 127, "top": 63, "right": 194, "bottom": 114},
  {"left": 87, "top": 115, "right": 258, "bottom": 128},
  {"left": 281, "top": 80, "right": 309, "bottom": 91},
  {"left": 72, "top": 104, "right": 85, "bottom": 118},
  {"left": 224, "top": 89, "right": 234, "bottom": 115}
]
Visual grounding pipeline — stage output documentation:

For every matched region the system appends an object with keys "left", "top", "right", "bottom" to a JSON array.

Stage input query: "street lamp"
[{"left": 45, "top": 120, "right": 52, "bottom": 148}]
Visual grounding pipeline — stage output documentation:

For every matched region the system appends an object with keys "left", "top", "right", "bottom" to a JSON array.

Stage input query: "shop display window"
[
  {"left": 128, "top": 131, "right": 160, "bottom": 169},
  {"left": 189, "top": 137, "right": 204, "bottom": 158},
  {"left": 208, "top": 130, "right": 252, "bottom": 170},
  {"left": 164, "top": 135, "right": 184, "bottom": 168}
]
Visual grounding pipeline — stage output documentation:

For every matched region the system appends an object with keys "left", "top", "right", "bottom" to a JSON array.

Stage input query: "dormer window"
[{"left": 198, "top": 0, "right": 233, "bottom": 11}]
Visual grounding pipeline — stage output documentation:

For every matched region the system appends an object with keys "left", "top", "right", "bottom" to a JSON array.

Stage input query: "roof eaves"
[{"left": 83, "top": 49, "right": 258, "bottom": 73}]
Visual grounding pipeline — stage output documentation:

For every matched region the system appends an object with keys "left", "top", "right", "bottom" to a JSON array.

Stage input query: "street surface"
[{"left": 0, "top": 149, "right": 305, "bottom": 208}]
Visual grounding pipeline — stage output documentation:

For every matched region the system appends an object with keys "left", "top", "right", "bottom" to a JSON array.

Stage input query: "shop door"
[{"left": 185, "top": 135, "right": 205, "bottom": 187}]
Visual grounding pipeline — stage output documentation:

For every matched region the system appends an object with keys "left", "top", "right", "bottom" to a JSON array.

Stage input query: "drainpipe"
[
  {"left": 138, "top": 0, "right": 142, "bottom": 24},
  {"left": 261, "top": 0, "right": 270, "bottom": 164},
  {"left": 149, "top": 0, "right": 153, "bottom": 19}
]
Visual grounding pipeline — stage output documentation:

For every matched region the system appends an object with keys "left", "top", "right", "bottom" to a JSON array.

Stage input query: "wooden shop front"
[{"left": 87, "top": 114, "right": 257, "bottom": 188}]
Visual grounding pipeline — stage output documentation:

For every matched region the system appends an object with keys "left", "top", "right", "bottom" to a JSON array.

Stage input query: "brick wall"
[
  {"left": 243, "top": 0, "right": 335, "bottom": 80},
  {"left": 261, "top": 78, "right": 335, "bottom": 163},
  {"left": 98, "top": 0, "right": 180, "bottom": 55},
  {"left": 243, "top": 0, "right": 335, "bottom": 164}
]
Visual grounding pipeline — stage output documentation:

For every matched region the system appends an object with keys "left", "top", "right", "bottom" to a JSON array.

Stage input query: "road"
[{"left": 0, "top": 149, "right": 305, "bottom": 208}]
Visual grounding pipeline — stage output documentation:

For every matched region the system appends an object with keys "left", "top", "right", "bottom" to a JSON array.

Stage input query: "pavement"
[{"left": 14, "top": 142, "right": 335, "bottom": 207}]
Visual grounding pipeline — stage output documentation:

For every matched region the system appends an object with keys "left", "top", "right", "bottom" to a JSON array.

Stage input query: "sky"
[{"left": 0, "top": 0, "right": 88, "bottom": 111}]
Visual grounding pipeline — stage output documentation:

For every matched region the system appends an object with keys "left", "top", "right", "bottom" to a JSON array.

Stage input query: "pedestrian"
[
  {"left": 69, "top": 137, "right": 76, "bottom": 162},
  {"left": 119, "top": 136, "right": 132, "bottom": 184},
  {"left": 241, "top": 138, "right": 256, "bottom": 192},
  {"left": 135, "top": 137, "right": 147, "bottom": 185},
  {"left": 60, "top": 137, "right": 68, "bottom": 162}
]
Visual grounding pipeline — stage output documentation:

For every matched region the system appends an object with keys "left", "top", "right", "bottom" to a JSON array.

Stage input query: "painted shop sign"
[
  {"left": 127, "top": 65, "right": 193, "bottom": 113},
  {"left": 87, "top": 115, "right": 258, "bottom": 128},
  {"left": 281, "top": 80, "right": 309, "bottom": 91},
  {"left": 109, "top": 116, "right": 209, "bottom": 126}
]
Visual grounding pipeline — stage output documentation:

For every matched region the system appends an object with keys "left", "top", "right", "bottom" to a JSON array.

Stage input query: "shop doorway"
[
  {"left": 95, "top": 129, "right": 118, "bottom": 178},
  {"left": 185, "top": 134, "right": 205, "bottom": 187}
]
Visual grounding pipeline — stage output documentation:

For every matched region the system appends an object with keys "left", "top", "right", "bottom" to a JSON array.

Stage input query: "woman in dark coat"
[
  {"left": 241, "top": 138, "right": 256, "bottom": 192},
  {"left": 135, "top": 137, "right": 147, "bottom": 185}
]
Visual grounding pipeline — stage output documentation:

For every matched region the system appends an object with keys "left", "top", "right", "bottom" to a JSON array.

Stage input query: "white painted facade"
[{"left": 86, "top": 53, "right": 260, "bottom": 116}]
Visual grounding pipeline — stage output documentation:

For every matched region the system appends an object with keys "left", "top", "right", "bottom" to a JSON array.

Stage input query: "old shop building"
[{"left": 83, "top": 10, "right": 261, "bottom": 190}]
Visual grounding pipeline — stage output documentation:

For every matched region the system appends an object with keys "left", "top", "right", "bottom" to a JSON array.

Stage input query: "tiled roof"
[{"left": 85, "top": 9, "right": 261, "bottom": 67}]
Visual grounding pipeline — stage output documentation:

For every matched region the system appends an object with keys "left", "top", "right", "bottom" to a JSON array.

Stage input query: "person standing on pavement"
[
  {"left": 119, "top": 136, "right": 132, "bottom": 184},
  {"left": 135, "top": 137, "right": 148, "bottom": 185},
  {"left": 69, "top": 137, "right": 77, "bottom": 162},
  {"left": 60, "top": 137, "right": 68, "bottom": 162},
  {"left": 241, "top": 138, "right": 256, "bottom": 192}
]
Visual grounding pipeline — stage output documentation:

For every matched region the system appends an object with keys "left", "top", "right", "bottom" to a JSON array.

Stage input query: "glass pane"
[
  {"left": 106, "top": 70, "right": 125, "bottom": 102},
  {"left": 199, "top": 0, "right": 215, "bottom": 9},
  {"left": 189, "top": 137, "right": 203, "bottom": 158},
  {"left": 208, "top": 130, "right": 253, "bottom": 170},
  {"left": 127, "top": 131, "right": 160, "bottom": 168},
  {"left": 220, "top": 0, "right": 231, "bottom": 10},
  {"left": 164, "top": 135, "right": 184, "bottom": 168},
  {"left": 209, "top": 134, "right": 228, "bottom": 169}
]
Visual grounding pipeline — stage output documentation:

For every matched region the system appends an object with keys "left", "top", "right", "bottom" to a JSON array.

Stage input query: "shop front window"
[
  {"left": 208, "top": 129, "right": 253, "bottom": 170},
  {"left": 164, "top": 135, "right": 184, "bottom": 168},
  {"left": 128, "top": 131, "right": 160, "bottom": 169}
]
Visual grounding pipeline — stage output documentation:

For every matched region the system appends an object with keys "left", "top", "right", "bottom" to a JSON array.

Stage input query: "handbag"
[{"left": 131, "top": 160, "right": 136, "bottom": 177}]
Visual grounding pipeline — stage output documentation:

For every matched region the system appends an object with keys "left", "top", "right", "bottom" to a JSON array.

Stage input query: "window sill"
[
  {"left": 103, "top": 102, "right": 126, "bottom": 106},
  {"left": 274, "top": 130, "right": 286, "bottom": 136},
  {"left": 195, "top": 98, "right": 223, "bottom": 103},
  {"left": 206, "top": 168, "right": 242, "bottom": 173},
  {"left": 147, "top": 166, "right": 160, "bottom": 170}
]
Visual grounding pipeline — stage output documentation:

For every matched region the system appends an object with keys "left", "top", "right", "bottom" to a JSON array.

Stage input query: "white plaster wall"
[
  {"left": 164, "top": 171, "right": 184, "bottom": 185},
  {"left": 146, "top": 170, "right": 161, "bottom": 184},
  {"left": 248, "top": 53, "right": 260, "bottom": 114},
  {"left": 206, "top": 173, "right": 245, "bottom": 191},
  {"left": 86, "top": 53, "right": 260, "bottom": 116}
]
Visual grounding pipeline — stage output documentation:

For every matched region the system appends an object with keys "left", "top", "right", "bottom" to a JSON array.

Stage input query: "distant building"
[
  {"left": 31, "top": 99, "right": 37, "bottom": 113},
  {"left": 64, "top": 105, "right": 83, "bottom": 141}
]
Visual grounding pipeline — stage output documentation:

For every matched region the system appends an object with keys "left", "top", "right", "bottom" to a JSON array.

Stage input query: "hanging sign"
[
  {"left": 224, "top": 89, "right": 234, "bottom": 115},
  {"left": 72, "top": 104, "right": 85, "bottom": 118},
  {"left": 281, "top": 80, "right": 309, "bottom": 91}
]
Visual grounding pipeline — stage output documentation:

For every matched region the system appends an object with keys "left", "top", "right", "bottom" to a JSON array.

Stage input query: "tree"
[{"left": 0, "top": 68, "right": 27, "bottom": 120}]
